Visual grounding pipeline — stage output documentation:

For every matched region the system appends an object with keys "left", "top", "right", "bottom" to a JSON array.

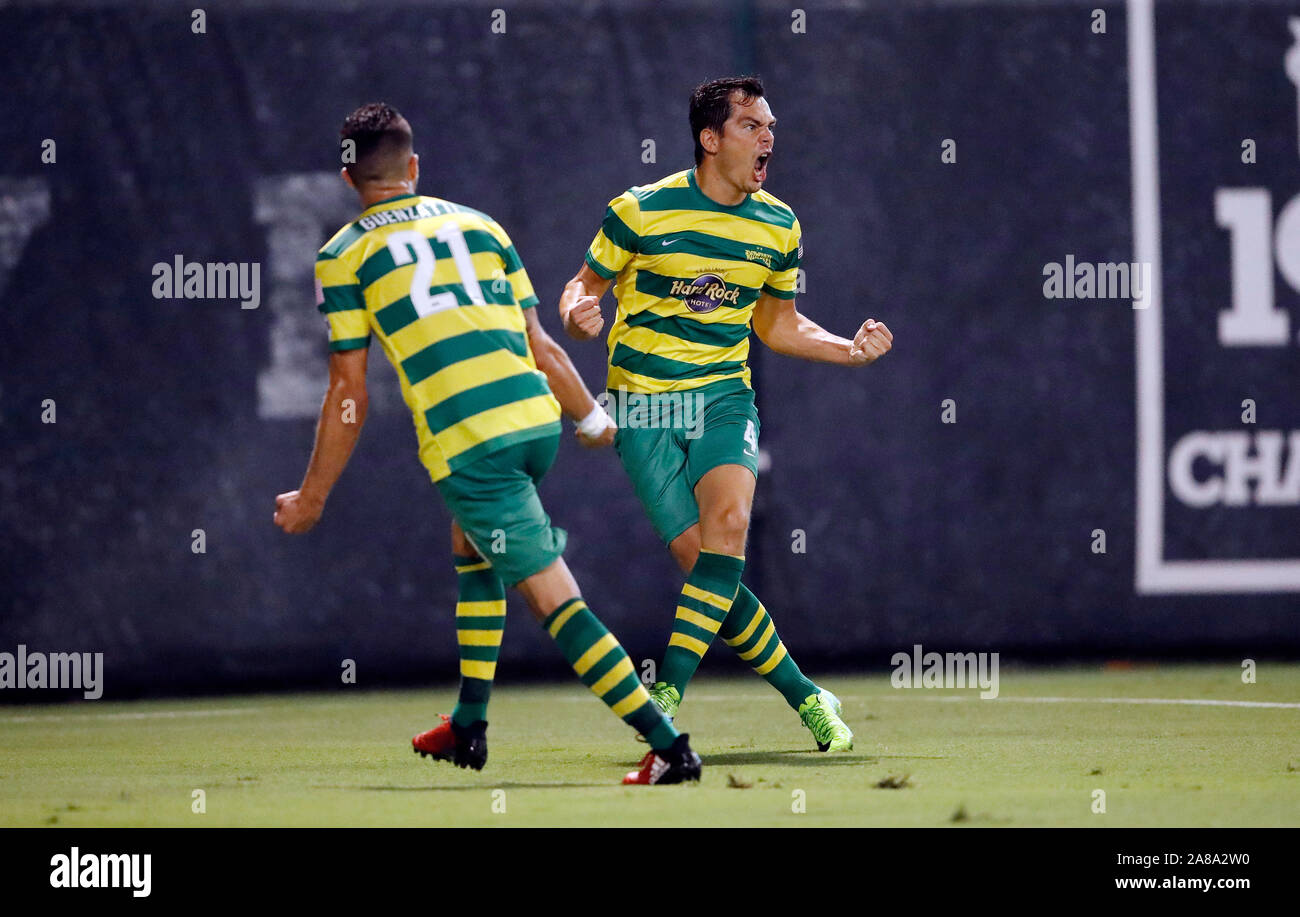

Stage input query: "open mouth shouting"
[{"left": 754, "top": 151, "right": 771, "bottom": 184}]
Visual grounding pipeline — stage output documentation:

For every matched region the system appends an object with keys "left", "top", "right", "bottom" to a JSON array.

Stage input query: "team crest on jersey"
[{"left": 669, "top": 273, "right": 740, "bottom": 313}]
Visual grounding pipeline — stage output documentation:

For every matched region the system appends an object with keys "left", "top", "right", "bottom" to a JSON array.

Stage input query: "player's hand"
[
  {"left": 576, "top": 420, "right": 616, "bottom": 449},
  {"left": 848, "top": 319, "right": 893, "bottom": 365},
  {"left": 274, "top": 490, "right": 324, "bottom": 534},
  {"left": 563, "top": 295, "right": 604, "bottom": 341}
]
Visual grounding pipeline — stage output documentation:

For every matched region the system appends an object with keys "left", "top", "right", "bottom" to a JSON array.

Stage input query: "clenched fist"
[
  {"left": 848, "top": 319, "right": 893, "bottom": 365},
  {"left": 563, "top": 295, "right": 604, "bottom": 341},
  {"left": 274, "top": 490, "right": 324, "bottom": 534}
]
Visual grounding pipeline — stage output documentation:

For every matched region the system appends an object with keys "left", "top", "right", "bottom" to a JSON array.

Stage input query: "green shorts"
[
  {"left": 435, "top": 429, "right": 568, "bottom": 586},
  {"left": 609, "top": 383, "right": 760, "bottom": 545}
]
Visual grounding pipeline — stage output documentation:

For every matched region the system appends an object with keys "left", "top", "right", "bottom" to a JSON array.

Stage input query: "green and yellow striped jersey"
[
  {"left": 315, "top": 193, "right": 561, "bottom": 482},
  {"left": 584, "top": 168, "right": 802, "bottom": 395}
]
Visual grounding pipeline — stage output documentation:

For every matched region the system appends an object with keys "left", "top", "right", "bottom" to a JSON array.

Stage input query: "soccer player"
[
  {"left": 272, "top": 103, "right": 700, "bottom": 785},
  {"left": 558, "top": 77, "right": 894, "bottom": 751}
]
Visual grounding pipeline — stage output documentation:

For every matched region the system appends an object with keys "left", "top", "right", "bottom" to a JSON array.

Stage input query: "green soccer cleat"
[
  {"left": 648, "top": 682, "right": 681, "bottom": 718},
  {"left": 635, "top": 682, "right": 682, "bottom": 743},
  {"left": 799, "top": 689, "right": 853, "bottom": 752}
]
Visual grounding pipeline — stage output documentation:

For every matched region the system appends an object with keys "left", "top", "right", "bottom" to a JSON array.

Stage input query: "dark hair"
[
  {"left": 340, "top": 102, "right": 413, "bottom": 184},
  {"left": 689, "top": 76, "right": 765, "bottom": 165}
]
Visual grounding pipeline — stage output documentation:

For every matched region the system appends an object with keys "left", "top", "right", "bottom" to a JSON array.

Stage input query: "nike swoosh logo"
[{"left": 661, "top": 239, "right": 677, "bottom": 247}]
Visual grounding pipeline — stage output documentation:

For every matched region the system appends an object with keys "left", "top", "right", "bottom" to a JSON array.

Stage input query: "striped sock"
[
  {"left": 658, "top": 549, "right": 746, "bottom": 696},
  {"left": 541, "top": 597, "right": 679, "bottom": 751},
  {"left": 451, "top": 553, "right": 506, "bottom": 727},
  {"left": 720, "top": 584, "right": 819, "bottom": 710}
]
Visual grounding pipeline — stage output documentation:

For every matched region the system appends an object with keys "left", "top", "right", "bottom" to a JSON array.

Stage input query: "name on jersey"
[
  {"left": 744, "top": 249, "right": 773, "bottom": 268},
  {"left": 670, "top": 274, "right": 740, "bottom": 313},
  {"left": 357, "top": 201, "right": 456, "bottom": 232}
]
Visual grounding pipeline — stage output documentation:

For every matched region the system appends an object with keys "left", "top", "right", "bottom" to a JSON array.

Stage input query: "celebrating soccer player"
[
  {"left": 558, "top": 77, "right": 894, "bottom": 751},
  {"left": 272, "top": 103, "right": 700, "bottom": 785}
]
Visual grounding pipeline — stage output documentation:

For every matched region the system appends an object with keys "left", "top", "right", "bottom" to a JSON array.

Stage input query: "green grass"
[{"left": 2, "top": 664, "right": 1298, "bottom": 827}]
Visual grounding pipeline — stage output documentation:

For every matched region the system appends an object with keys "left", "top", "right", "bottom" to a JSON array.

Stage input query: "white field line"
[
  {"left": 556, "top": 693, "right": 1300, "bottom": 710},
  {"left": 895, "top": 695, "right": 1300, "bottom": 710},
  {"left": 0, "top": 707, "right": 264, "bottom": 724},
  {"left": 5, "top": 694, "right": 1297, "bottom": 721}
]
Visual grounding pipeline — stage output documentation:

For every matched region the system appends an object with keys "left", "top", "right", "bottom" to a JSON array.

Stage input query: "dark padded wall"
[{"left": 1, "top": 0, "right": 1296, "bottom": 698}]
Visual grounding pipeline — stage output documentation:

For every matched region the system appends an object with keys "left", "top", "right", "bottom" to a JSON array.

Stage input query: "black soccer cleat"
[
  {"left": 622, "top": 733, "right": 702, "bottom": 785},
  {"left": 413, "top": 715, "right": 488, "bottom": 771},
  {"left": 451, "top": 719, "right": 488, "bottom": 771}
]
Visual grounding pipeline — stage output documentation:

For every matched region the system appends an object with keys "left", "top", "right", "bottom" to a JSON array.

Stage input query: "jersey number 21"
[{"left": 386, "top": 226, "right": 485, "bottom": 317}]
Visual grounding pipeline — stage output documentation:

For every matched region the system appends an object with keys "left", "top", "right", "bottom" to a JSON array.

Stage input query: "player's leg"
[
  {"left": 607, "top": 406, "right": 716, "bottom": 720},
  {"left": 668, "top": 525, "right": 819, "bottom": 712},
  {"left": 411, "top": 521, "right": 508, "bottom": 764},
  {"left": 423, "top": 437, "right": 565, "bottom": 772},
  {"left": 653, "top": 463, "right": 751, "bottom": 704},
  {"left": 651, "top": 391, "right": 763, "bottom": 704},
  {"left": 672, "top": 391, "right": 853, "bottom": 751},
  {"left": 665, "top": 526, "right": 851, "bottom": 751},
  {"left": 438, "top": 433, "right": 699, "bottom": 783},
  {"left": 447, "top": 521, "right": 506, "bottom": 727},
  {"left": 511, "top": 556, "right": 699, "bottom": 783},
  {"left": 720, "top": 579, "right": 851, "bottom": 750}
]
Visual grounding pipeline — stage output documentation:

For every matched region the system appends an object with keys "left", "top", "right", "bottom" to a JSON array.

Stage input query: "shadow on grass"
[
  {"left": 686, "top": 750, "right": 947, "bottom": 766},
  {"left": 658, "top": 749, "right": 876, "bottom": 767},
  {"left": 317, "top": 782, "right": 610, "bottom": 792}
]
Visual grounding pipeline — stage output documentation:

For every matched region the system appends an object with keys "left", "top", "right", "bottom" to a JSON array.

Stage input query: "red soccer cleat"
[
  {"left": 413, "top": 714, "right": 489, "bottom": 771},
  {"left": 621, "top": 734, "right": 702, "bottom": 785},
  {"left": 412, "top": 714, "right": 455, "bottom": 761}
]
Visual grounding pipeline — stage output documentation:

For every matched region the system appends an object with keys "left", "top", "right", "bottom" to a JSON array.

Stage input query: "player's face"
[{"left": 716, "top": 94, "right": 776, "bottom": 194}]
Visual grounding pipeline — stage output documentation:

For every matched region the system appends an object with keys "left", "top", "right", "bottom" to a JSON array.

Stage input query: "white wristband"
[{"left": 576, "top": 403, "right": 613, "bottom": 437}]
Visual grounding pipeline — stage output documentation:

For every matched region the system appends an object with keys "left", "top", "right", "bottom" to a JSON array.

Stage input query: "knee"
[{"left": 701, "top": 502, "right": 751, "bottom": 544}]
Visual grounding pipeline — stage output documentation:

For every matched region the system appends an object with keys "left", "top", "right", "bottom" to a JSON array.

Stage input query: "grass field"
[{"left": 2, "top": 664, "right": 1298, "bottom": 827}]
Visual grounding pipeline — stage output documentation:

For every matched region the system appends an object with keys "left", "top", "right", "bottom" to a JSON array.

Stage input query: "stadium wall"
[{"left": 1, "top": 0, "right": 1297, "bottom": 697}]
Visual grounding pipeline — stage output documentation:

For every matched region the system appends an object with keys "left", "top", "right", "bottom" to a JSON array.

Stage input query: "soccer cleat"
[
  {"left": 634, "top": 682, "right": 682, "bottom": 743},
  {"left": 412, "top": 714, "right": 489, "bottom": 771},
  {"left": 799, "top": 689, "right": 853, "bottom": 752},
  {"left": 412, "top": 714, "right": 455, "bottom": 760},
  {"left": 648, "top": 681, "right": 681, "bottom": 718},
  {"left": 622, "top": 733, "right": 702, "bottom": 785},
  {"left": 450, "top": 719, "right": 489, "bottom": 770}
]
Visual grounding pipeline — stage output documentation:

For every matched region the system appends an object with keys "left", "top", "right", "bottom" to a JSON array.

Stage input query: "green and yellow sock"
[
  {"left": 451, "top": 554, "right": 506, "bottom": 727},
  {"left": 720, "top": 584, "right": 819, "bottom": 710},
  {"left": 658, "top": 549, "right": 746, "bottom": 696},
  {"left": 542, "top": 597, "right": 679, "bottom": 751}
]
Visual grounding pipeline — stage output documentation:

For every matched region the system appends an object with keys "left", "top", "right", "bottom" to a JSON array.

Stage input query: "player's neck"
[
  {"left": 359, "top": 182, "right": 418, "bottom": 210},
  {"left": 693, "top": 165, "right": 746, "bottom": 207}
]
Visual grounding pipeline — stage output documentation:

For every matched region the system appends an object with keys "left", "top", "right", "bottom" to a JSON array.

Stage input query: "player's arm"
[
  {"left": 752, "top": 291, "right": 893, "bottom": 366},
  {"left": 274, "top": 348, "right": 369, "bottom": 533},
  {"left": 751, "top": 216, "right": 892, "bottom": 365},
  {"left": 487, "top": 217, "right": 615, "bottom": 446},
  {"left": 525, "top": 306, "right": 615, "bottom": 448},
  {"left": 561, "top": 191, "right": 639, "bottom": 340},
  {"left": 558, "top": 263, "right": 613, "bottom": 341}
]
